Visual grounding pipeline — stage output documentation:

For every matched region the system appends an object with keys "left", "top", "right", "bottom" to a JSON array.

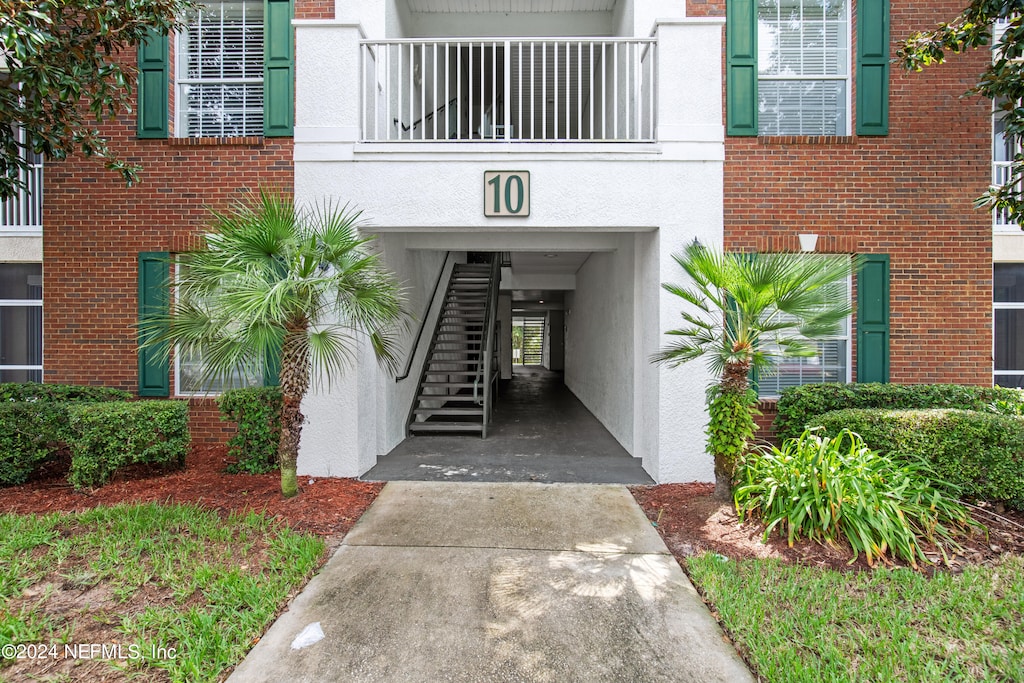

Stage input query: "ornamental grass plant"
[{"left": 734, "top": 428, "right": 978, "bottom": 568}]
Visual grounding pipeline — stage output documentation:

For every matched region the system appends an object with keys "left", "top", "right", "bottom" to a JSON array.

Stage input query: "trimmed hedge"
[
  {"left": 773, "top": 383, "right": 1024, "bottom": 441},
  {"left": 218, "top": 387, "right": 282, "bottom": 474},
  {"left": 0, "top": 382, "right": 131, "bottom": 403},
  {"left": 0, "top": 403, "right": 61, "bottom": 485},
  {"left": 66, "top": 401, "right": 190, "bottom": 490},
  {"left": 0, "top": 383, "right": 132, "bottom": 486},
  {"left": 811, "top": 408, "right": 1024, "bottom": 510}
]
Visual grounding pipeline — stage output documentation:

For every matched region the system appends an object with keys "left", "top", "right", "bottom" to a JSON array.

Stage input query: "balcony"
[
  {"left": 994, "top": 160, "right": 1018, "bottom": 231},
  {"left": 0, "top": 150, "right": 42, "bottom": 235},
  {"left": 359, "top": 38, "right": 656, "bottom": 143}
]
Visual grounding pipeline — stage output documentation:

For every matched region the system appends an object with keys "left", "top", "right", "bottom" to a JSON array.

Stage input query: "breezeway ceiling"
[
  {"left": 510, "top": 251, "right": 590, "bottom": 275},
  {"left": 405, "top": 0, "right": 617, "bottom": 13}
]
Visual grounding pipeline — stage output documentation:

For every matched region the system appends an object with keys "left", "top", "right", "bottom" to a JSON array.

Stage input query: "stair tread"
[
  {"left": 414, "top": 408, "right": 483, "bottom": 415},
  {"left": 410, "top": 422, "right": 484, "bottom": 433}
]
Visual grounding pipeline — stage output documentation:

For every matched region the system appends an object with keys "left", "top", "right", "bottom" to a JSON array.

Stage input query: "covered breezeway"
[{"left": 364, "top": 365, "right": 654, "bottom": 484}]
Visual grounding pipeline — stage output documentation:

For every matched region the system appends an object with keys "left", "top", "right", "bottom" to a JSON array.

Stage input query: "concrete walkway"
[{"left": 228, "top": 482, "right": 753, "bottom": 682}]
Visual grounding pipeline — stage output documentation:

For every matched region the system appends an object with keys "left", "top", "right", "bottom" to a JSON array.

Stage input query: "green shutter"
[
  {"left": 264, "top": 0, "right": 295, "bottom": 137},
  {"left": 856, "top": 0, "right": 890, "bottom": 136},
  {"left": 856, "top": 254, "right": 890, "bottom": 383},
  {"left": 137, "top": 30, "right": 169, "bottom": 139},
  {"left": 726, "top": 0, "right": 758, "bottom": 136},
  {"left": 138, "top": 252, "right": 170, "bottom": 396},
  {"left": 264, "top": 346, "right": 280, "bottom": 387}
]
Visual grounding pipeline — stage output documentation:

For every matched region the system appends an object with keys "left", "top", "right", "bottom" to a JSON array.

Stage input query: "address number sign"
[{"left": 484, "top": 171, "right": 530, "bottom": 217}]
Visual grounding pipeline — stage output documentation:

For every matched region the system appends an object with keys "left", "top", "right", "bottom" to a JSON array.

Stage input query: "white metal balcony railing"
[
  {"left": 360, "top": 38, "right": 657, "bottom": 143},
  {"left": 994, "top": 160, "right": 1017, "bottom": 230},
  {"left": 0, "top": 141, "right": 43, "bottom": 233}
]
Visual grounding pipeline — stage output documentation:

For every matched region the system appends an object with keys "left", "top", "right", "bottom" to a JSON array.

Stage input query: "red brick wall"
[
  {"left": 295, "top": 1, "right": 334, "bottom": 19},
  {"left": 41, "top": 2, "right": 310, "bottom": 440},
  {"left": 691, "top": 0, "right": 993, "bottom": 392}
]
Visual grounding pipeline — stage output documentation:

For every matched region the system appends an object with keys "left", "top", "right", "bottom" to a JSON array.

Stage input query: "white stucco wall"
[
  {"left": 407, "top": 12, "right": 612, "bottom": 37},
  {"left": 0, "top": 237, "right": 43, "bottom": 262},
  {"left": 293, "top": 14, "right": 725, "bottom": 482},
  {"left": 565, "top": 239, "right": 635, "bottom": 452},
  {"left": 995, "top": 233, "right": 1024, "bottom": 262}
]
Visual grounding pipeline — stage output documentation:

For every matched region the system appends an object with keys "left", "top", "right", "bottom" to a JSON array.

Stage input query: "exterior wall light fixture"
[{"left": 798, "top": 233, "right": 819, "bottom": 252}]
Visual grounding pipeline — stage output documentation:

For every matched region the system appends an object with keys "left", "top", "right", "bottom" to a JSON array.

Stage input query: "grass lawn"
[
  {"left": 686, "top": 553, "right": 1024, "bottom": 683},
  {"left": 0, "top": 502, "right": 324, "bottom": 683}
]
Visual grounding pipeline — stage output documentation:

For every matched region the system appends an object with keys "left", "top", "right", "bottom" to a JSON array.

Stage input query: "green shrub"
[
  {"left": 0, "top": 403, "right": 61, "bottom": 485},
  {"left": 773, "top": 383, "right": 1024, "bottom": 441},
  {"left": 734, "top": 428, "right": 976, "bottom": 568},
  {"left": 0, "top": 382, "right": 130, "bottom": 403},
  {"left": 217, "top": 387, "right": 282, "bottom": 474},
  {"left": 706, "top": 386, "right": 759, "bottom": 480},
  {"left": 0, "top": 383, "right": 132, "bottom": 486},
  {"left": 66, "top": 401, "right": 190, "bottom": 490},
  {"left": 811, "top": 408, "right": 1024, "bottom": 510}
]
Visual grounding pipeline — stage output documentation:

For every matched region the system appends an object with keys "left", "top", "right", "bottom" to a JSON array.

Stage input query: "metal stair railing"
[
  {"left": 397, "top": 251, "right": 452, "bottom": 383},
  {"left": 477, "top": 255, "right": 500, "bottom": 438}
]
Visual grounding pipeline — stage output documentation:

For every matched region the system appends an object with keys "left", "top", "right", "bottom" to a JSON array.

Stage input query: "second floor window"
[
  {"left": 757, "top": 0, "right": 850, "bottom": 136},
  {"left": 176, "top": 1, "right": 264, "bottom": 138}
]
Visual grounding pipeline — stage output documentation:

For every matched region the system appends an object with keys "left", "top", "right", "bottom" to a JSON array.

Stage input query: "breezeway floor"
[{"left": 363, "top": 366, "right": 654, "bottom": 484}]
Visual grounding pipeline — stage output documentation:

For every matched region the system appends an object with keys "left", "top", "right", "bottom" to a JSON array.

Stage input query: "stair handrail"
[
  {"left": 396, "top": 251, "right": 452, "bottom": 382},
  {"left": 479, "top": 254, "right": 501, "bottom": 437}
]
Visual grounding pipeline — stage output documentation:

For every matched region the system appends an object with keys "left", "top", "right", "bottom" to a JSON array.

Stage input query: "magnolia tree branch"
[
  {"left": 0, "top": 0, "right": 192, "bottom": 200},
  {"left": 898, "top": 1, "right": 1024, "bottom": 226}
]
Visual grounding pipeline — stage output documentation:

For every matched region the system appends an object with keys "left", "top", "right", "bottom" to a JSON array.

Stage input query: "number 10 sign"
[{"left": 484, "top": 171, "right": 530, "bottom": 217}]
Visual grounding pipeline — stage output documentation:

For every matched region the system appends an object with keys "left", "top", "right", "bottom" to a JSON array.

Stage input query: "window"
[
  {"left": 176, "top": 1, "right": 264, "bottom": 137},
  {"left": 175, "top": 347, "right": 262, "bottom": 395},
  {"left": 994, "top": 264, "right": 1024, "bottom": 387},
  {"left": 757, "top": 265, "right": 852, "bottom": 399},
  {"left": 172, "top": 262, "right": 262, "bottom": 396},
  {"left": 757, "top": 0, "right": 850, "bottom": 136},
  {"left": 0, "top": 263, "right": 43, "bottom": 383}
]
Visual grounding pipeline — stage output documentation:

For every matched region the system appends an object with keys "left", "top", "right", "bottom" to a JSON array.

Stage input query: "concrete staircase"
[{"left": 408, "top": 262, "right": 496, "bottom": 436}]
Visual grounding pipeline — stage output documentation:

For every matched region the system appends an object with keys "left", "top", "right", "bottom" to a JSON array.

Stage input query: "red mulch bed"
[
  {"left": 631, "top": 483, "right": 1024, "bottom": 572},
  {"left": 0, "top": 445, "right": 382, "bottom": 542}
]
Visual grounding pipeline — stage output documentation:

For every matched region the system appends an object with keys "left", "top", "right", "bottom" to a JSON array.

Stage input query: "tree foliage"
[
  {"left": 0, "top": 0, "right": 190, "bottom": 200},
  {"left": 898, "top": 1, "right": 1024, "bottom": 225},
  {"left": 140, "top": 189, "right": 406, "bottom": 497},
  {"left": 654, "top": 243, "right": 856, "bottom": 499}
]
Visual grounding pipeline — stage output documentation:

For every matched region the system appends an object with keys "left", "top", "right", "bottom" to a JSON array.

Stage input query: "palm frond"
[
  {"left": 656, "top": 244, "right": 854, "bottom": 386},
  {"left": 139, "top": 187, "right": 407, "bottom": 398}
]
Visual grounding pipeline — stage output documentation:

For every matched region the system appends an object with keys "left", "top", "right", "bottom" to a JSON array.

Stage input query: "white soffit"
[
  {"left": 405, "top": 0, "right": 617, "bottom": 13},
  {"left": 510, "top": 251, "right": 591, "bottom": 274}
]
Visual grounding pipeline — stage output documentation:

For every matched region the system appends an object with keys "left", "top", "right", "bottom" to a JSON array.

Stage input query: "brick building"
[{"left": 0, "top": 0, "right": 998, "bottom": 482}]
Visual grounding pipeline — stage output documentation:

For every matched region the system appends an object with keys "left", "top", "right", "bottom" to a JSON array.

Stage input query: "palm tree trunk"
[{"left": 277, "top": 323, "right": 310, "bottom": 498}]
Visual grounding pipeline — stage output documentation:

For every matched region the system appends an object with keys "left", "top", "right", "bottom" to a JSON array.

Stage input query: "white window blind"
[
  {"left": 177, "top": 1, "right": 264, "bottom": 138},
  {"left": 757, "top": 0, "right": 849, "bottom": 136},
  {"left": 173, "top": 261, "right": 263, "bottom": 396},
  {"left": 757, "top": 266, "right": 851, "bottom": 399}
]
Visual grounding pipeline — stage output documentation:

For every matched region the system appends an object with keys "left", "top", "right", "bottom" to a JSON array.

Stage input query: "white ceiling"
[
  {"left": 405, "top": 0, "right": 617, "bottom": 13},
  {"left": 510, "top": 251, "right": 590, "bottom": 274}
]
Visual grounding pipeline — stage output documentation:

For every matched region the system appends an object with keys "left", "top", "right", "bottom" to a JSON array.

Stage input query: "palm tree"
[
  {"left": 654, "top": 242, "right": 855, "bottom": 500},
  {"left": 142, "top": 189, "right": 404, "bottom": 497}
]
